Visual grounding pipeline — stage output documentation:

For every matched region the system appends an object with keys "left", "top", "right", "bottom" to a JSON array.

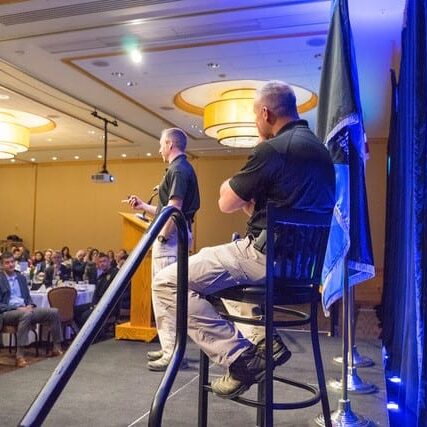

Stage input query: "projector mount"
[{"left": 91, "top": 110, "right": 118, "bottom": 174}]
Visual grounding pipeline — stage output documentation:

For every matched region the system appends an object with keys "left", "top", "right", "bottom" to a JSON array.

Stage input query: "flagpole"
[
  {"left": 333, "top": 287, "right": 375, "bottom": 367},
  {"left": 316, "top": 257, "right": 374, "bottom": 427},
  {"left": 329, "top": 286, "right": 377, "bottom": 394}
]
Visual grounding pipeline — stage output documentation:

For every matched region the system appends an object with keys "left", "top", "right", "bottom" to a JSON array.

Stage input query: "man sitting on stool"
[{"left": 0, "top": 251, "right": 63, "bottom": 368}]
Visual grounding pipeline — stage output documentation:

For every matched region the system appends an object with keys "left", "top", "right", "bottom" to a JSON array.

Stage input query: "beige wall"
[
  {"left": 0, "top": 157, "right": 248, "bottom": 255},
  {"left": 0, "top": 146, "right": 387, "bottom": 303}
]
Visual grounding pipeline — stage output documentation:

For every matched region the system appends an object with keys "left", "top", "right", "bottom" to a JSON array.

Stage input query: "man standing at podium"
[{"left": 127, "top": 127, "right": 200, "bottom": 371}]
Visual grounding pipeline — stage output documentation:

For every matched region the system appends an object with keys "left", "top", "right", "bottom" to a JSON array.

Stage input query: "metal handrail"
[{"left": 19, "top": 206, "right": 189, "bottom": 427}]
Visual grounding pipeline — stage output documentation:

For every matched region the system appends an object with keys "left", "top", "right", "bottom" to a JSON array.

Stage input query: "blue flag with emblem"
[{"left": 316, "top": 0, "right": 375, "bottom": 312}]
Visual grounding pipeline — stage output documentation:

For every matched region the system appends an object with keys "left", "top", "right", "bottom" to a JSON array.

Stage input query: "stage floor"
[{"left": 0, "top": 330, "right": 388, "bottom": 426}]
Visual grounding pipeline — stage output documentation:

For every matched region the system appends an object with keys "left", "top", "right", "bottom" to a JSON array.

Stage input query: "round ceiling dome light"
[
  {"left": 174, "top": 80, "right": 317, "bottom": 148},
  {"left": 0, "top": 109, "right": 55, "bottom": 159}
]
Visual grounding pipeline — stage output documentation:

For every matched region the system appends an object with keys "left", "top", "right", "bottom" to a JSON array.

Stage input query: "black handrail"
[{"left": 19, "top": 206, "right": 189, "bottom": 427}]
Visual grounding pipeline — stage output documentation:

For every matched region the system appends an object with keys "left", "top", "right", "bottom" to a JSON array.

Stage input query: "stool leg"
[
  {"left": 198, "top": 351, "right": 209, "bottom": 427},
  {"left": 311, "top": 303, "right": 332, "bottom": 427}
]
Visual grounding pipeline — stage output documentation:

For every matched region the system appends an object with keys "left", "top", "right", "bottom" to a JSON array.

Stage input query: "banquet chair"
[
  {"left": 198, "top": 203, "right": 332, "bottom": 427},
  {"left": 46, "top": 287, "right": 78, "bottom": 351},
  {"left": 1, "top": 324, "right": 39, "bottom": 357}
]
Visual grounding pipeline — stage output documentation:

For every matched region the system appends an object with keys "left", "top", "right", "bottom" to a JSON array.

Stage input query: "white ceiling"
[{"left": 0, "top": 0, "right": 406, "bottom": 164}]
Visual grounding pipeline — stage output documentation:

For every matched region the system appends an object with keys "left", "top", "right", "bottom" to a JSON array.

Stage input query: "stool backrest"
[
  {"left": 267, "top": 202, "right": 332, "bottom": 290},
  {"left": 47, "top": 287, "right": 77, "bottom": 323}
]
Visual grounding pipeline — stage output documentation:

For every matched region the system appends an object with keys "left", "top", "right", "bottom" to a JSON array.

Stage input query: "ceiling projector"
[{"left": 91, "top": 170, "right": 115, "bottom": 183}]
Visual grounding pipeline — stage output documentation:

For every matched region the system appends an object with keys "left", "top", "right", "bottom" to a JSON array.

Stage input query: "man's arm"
[
  {"left": 159, "top": 197, "right": 183, "bottom": 239},
  {"left": 218, "top": 179, "right": 253, "bottom": 215}
]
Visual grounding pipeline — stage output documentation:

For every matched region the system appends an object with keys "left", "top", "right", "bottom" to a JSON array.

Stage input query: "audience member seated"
[
  {"left": 71, "top": 249, "right": 86, "bottom": 282},
  {"left": 30, "top": 251, "right": 47, "bottom": 289},
  {"left": 0, "top": 252, "right": 63, "bottom": 367},
  {"left": 115, "top": 248, "right": 128, "bottom": 267},
  {"left": 44, "top": 251, "right": 72, "bottom": 287},
  {"left": 61, "top": 246, "right": 73, "bottom": 268},
  {"left": 44, "top": 249, "right": 53, "bottom": 267},
  {"left": 75, "top": 252, "right": 118, "bottom": 330},
  {"left": 83, "top": 248, "right": 99, "bottom": 285},
  {"left": 107, "top": 250, "right": 117, "bottom": 269}
]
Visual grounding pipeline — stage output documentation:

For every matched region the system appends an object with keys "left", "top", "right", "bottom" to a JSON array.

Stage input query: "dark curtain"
[{"left": 382, "top": 1, "right": 427, "bottom": 425}]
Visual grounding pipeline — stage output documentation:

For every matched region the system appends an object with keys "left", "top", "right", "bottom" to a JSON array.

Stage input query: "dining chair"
[
  {"left": 46, "top": 286, "right": 79, "bottom": 351},
  {"left": 1, "top": 324, "right": 39, "bottom": 357}
]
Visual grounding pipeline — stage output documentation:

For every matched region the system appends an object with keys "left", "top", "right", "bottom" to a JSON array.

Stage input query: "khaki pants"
[
  {"left": 153, "top": 237, "right": 266, "bottom": 366},
  {"left": 2, "top": 307, "right": 63, "bottom": 356},
  {"left": 151, "top": 228, "right": 192, "bottom": 359}
]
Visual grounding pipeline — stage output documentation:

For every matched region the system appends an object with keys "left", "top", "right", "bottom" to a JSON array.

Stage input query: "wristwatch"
[{"left": 157, "top": 235, "right": 168, "bottom": 244}]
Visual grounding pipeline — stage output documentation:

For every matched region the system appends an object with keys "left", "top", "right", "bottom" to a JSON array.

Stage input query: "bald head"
[
  {"left": 253, "top": 80, "right": 300, "bottom": 140},
  {"left": 255, "top": 81, "right": 299, "bottom": 119}
]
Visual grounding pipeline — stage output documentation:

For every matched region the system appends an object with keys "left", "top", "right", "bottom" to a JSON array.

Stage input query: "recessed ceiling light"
[
  {"left": 207, "top": 62, "right": 220, "bottom": 69},
  {"left": 10, "top": 158, "right": 16, "bottom": 163},
  {"left": 130, "top": 49, "right": 143, "bottom": 64},
  {"left": 92, "top": 60, "right": 110, "bottom": 67},
  {"left": 0, "top": 94, "right": 10, "bottom": 100},
  {"left": 47, "top": 138, "right": 53, "bottom": 142},
  {"left": 97, "top": 154, "right": 103, "bottom": 159},
  {"left": 74, "top": 155, "right": 80, "bottom": 160},
  {"left": 52, "top": 156, "right": 58, "bottom": 161},
  {"left": 307, "top": 37, "right": 326, "bottom": 47},
  {"left": 30, "top": 158, "right": 36, "bottom": 162},
  {"left": 88, "top": 130, "right": 96, "bottom": 135},
  {"left": 111, "top": 71, "right": 124, "bottom": 77},
  {"left": 146, "top": 152, "right": 152, "bottom": 157},
  {"left": 121, "top": 153, "right": 127, "bottom": 158},
  {"left": 126, "top": 81, "right": 137, "bottom": 87}
]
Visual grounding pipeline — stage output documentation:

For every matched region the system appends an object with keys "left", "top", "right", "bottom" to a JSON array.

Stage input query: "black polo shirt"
[
  {"left": 156, "top": 154, "right": 200, "bottom": 222},
  {"left": 229, "top": 120, "right": 335, "bottom": 237}
]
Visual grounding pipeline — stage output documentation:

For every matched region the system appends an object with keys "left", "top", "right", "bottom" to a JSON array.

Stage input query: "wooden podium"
[{"left": 115, "top": 212, "right": 158, "bottom": 342}]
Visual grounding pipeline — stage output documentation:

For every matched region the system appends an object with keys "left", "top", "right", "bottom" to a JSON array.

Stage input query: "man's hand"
[
  {"left": 242, "top": 199, "right": 255, "bottom": 216},
  {"left": 17, "top": 305, "right": 33, "bottom": 312},
  {"left": 127, "top": 195, "right": 146, "bottom": 210}
]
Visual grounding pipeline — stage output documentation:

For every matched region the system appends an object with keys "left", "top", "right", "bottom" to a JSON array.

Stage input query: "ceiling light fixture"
[
  {"left": 0, "top": 109, "right": 55, "bottom": 159},
  {"left": 174, "top": 80, "right": 317, "bottom": 148},
  {"left": 130, "top": 49, "right": 143, "bottom": 64},
  {"left": 207, "top": 62, "right": 220, "bottom": 69}
]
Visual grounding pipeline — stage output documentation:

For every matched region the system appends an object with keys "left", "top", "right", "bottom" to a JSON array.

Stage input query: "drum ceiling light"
[
  {"left": 174, "top": 80, "right": 318, "bottom": 148},
  {"left": 0, "top": 109, "right": 55, "bottom": 159}
]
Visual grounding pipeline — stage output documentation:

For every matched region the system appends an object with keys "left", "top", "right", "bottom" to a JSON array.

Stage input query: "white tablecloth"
[{"left": 30, "top": 284, "right": 95, "bottom": 308}]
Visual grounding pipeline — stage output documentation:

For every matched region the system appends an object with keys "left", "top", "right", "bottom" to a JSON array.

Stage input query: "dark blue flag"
[{"left": 316, "top": 0, "right": 375, "bottom": 312}]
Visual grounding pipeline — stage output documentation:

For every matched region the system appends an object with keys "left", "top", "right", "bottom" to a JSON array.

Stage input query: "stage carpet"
[{"left": 0, "top": 330, "right": 388, "bottom": 426}]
